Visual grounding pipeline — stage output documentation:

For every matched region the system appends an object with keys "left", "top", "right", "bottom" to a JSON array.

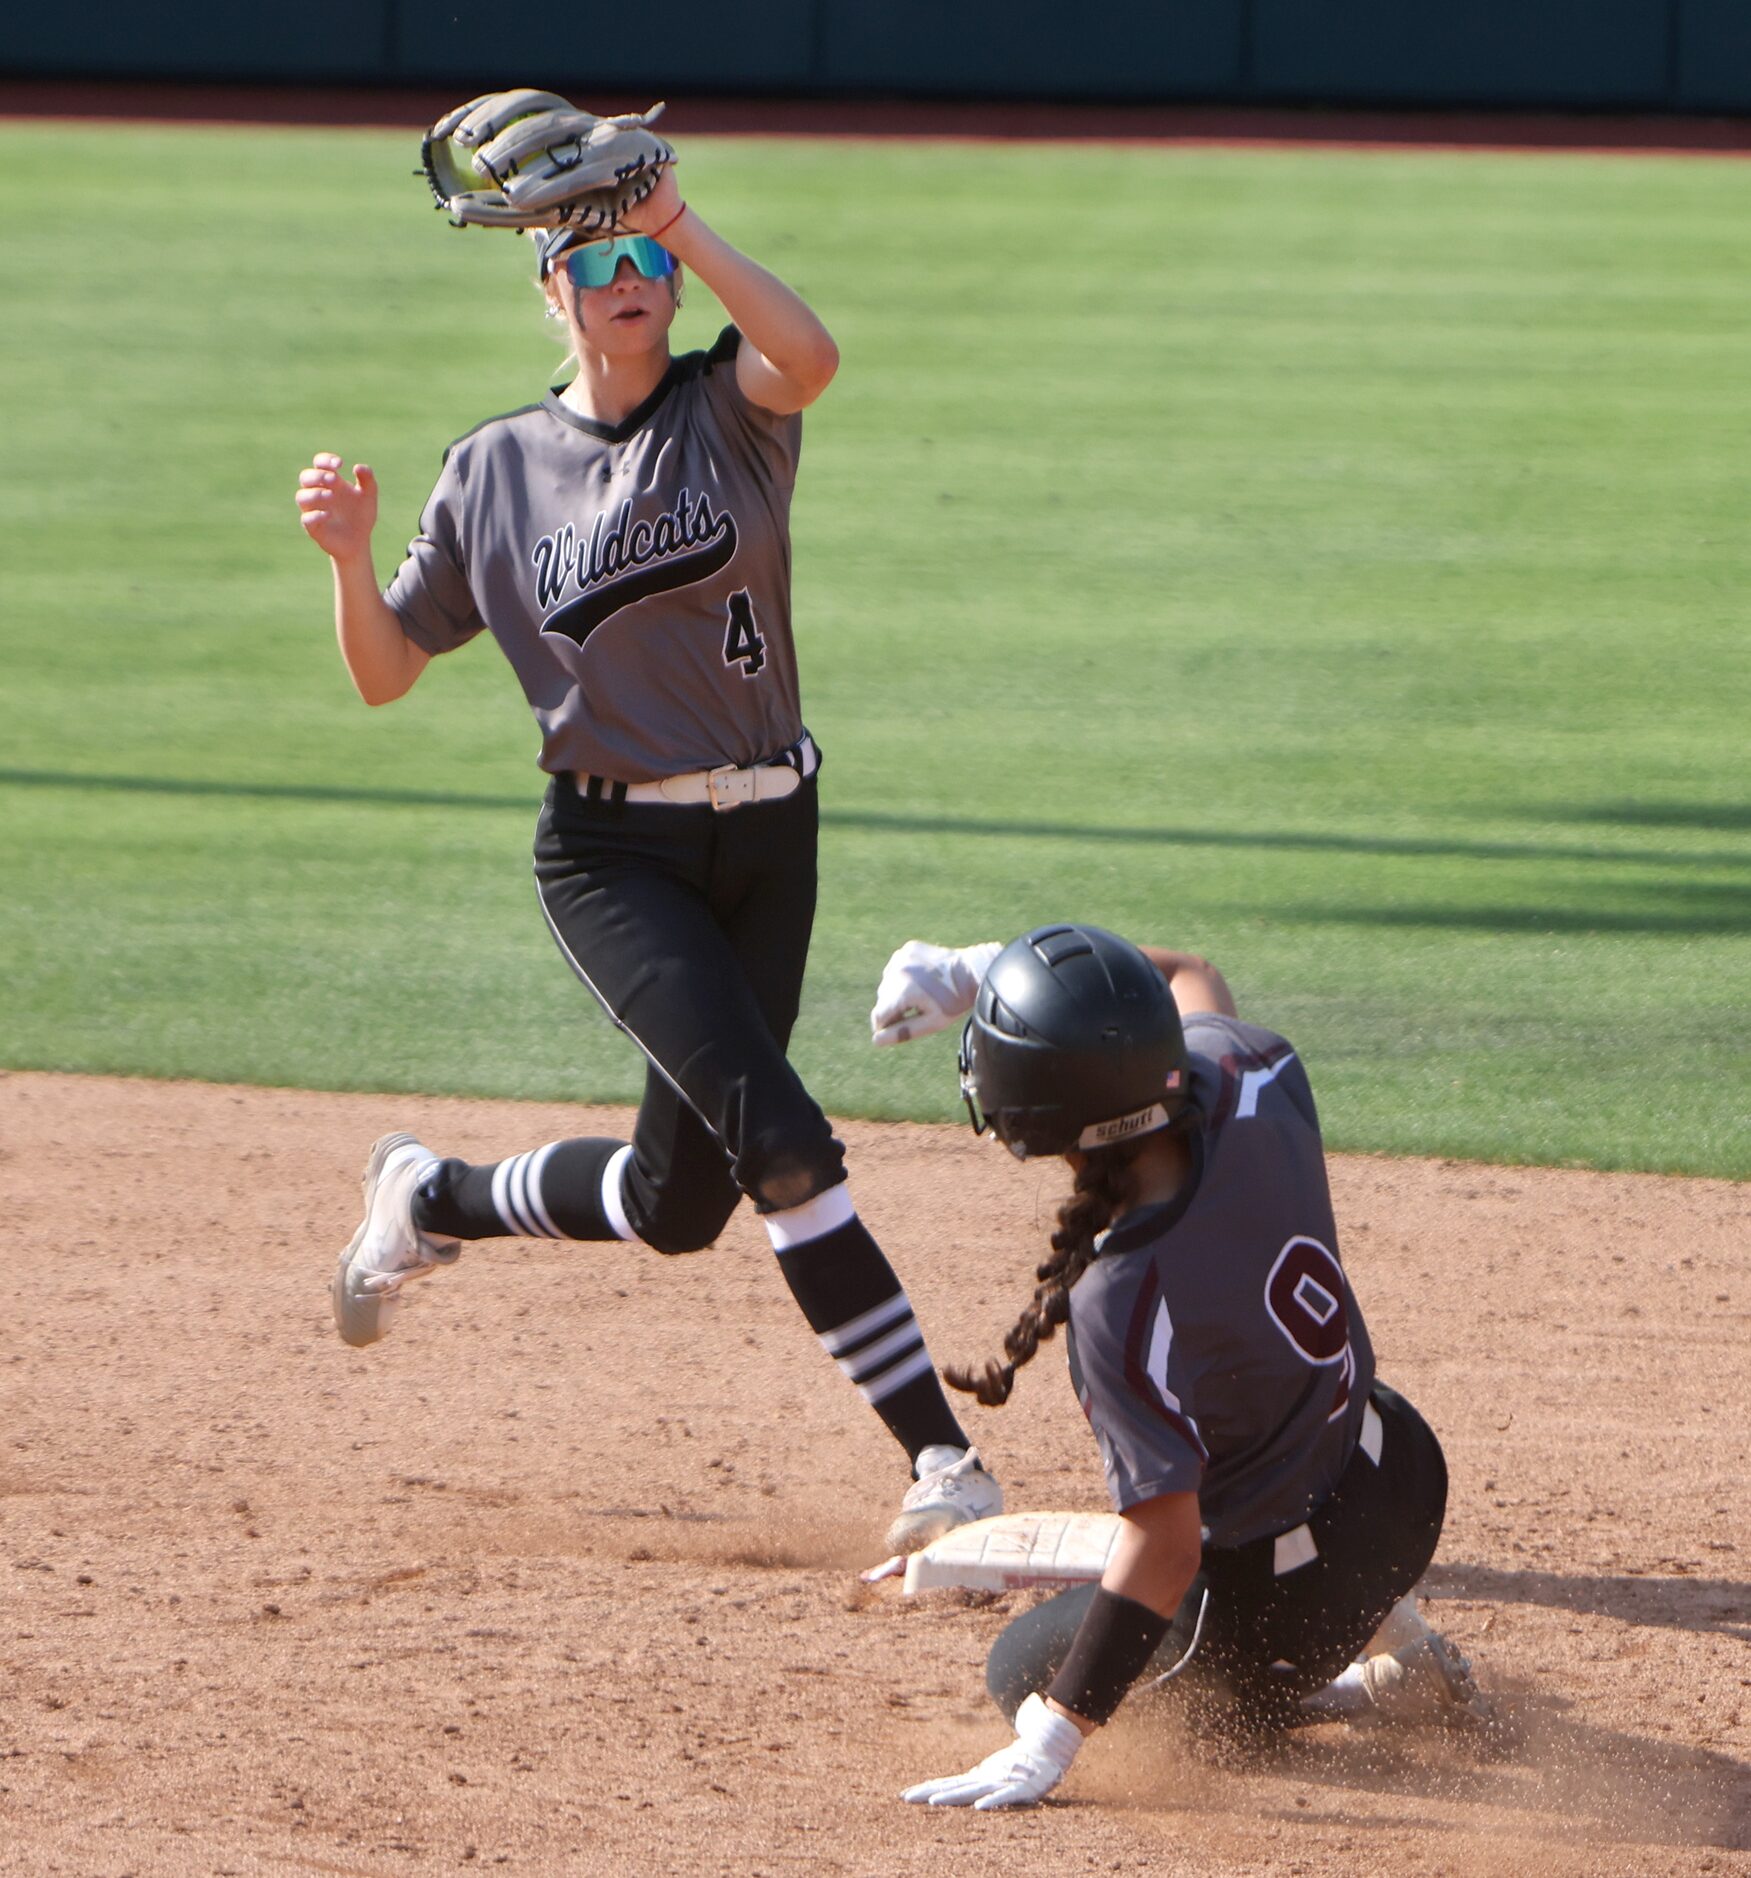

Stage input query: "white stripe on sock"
[
  {"left": 491, "top": 1157, "right": 523, "bottom": 1234},
  {"left": 818, "top": 1290, "right": 913, "bottom": 1356},
  {"left": 856, "top": 1344, "right": 936, "bottom": 1405},
  {"left": 510, "top": 1151, "right": 537, "bottom": 1236},
  {"left": 832, "top": 1317, "right": 922, "bottom": 1382},
  {"left": 763, "top": 1183, "right": 856, "bottom": 1252},
  {"left": 601, "top": 1144, "right": 637, "bottom": 1243},
  {"left": 518, "top": 1140, "right": 564, "bottom": 1237},
  {"left": 495, "top": 1149, "right": 544, "bottom": 1239},
  {"left": 513, "top": 1145, "right": 560, "bottom": 1239},
  {"left": 520, "top": 1141, "right": 564, "bottom": 1238},
  {"left": 509, "top": 1151, "right": 545, "bottom": 1236}
]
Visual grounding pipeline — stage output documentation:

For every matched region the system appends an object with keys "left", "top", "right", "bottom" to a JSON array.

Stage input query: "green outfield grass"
[{"left": 2, "top": 123, "right": 1746, "bottom": 1175}]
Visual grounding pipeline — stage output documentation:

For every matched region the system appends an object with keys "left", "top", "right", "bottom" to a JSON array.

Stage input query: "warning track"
[{"left": 3, "top": 77, "right": 1749, "bottom": 156}]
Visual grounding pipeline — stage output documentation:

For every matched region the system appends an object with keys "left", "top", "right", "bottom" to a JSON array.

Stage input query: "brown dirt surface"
[{"left": 0, "top": 1070, "right": 1746, "bottom": 1876}]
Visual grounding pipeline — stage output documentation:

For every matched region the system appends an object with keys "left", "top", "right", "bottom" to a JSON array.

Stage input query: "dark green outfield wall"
[{"left": 3, "top": 0, "right": 1748, "bottom": 111}]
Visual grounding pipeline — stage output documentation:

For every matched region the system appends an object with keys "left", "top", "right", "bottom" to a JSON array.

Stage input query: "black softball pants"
[
  {"left": 533, "top": 769, "right": 844, "bottom": 1252},
  {"left": 986, "top": 1383, "right": 1448, "bottom": 1738}
]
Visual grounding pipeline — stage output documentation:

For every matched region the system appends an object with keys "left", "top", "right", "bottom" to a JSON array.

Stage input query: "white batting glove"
[
  {"left": 900, "top": 1694, "right": 1085, "bottom": 1810},
  {"left": 869, "top": 940, "right": 1003, "bottom": 1047}
]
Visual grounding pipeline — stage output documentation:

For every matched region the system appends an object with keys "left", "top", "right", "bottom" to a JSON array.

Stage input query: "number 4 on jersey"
[{"left": 722, "top": 589, "right": 766, "bottom": 678}]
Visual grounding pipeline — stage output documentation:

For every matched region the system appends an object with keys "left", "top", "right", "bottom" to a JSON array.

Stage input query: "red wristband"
[{"left": 649, "top": 201, "right": 689, "bottom": 243}]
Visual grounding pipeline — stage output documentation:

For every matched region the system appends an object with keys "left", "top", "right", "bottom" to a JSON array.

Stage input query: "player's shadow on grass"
[
  {"left": 827, "top": 808, "right": 1748, "bottom": 876},
  {"left": 1541, "top": 799, "right": 1751, "bottom": 834},
  {"left": 2, "top": 769, "right": 1744, "bottom": 876},
  {"left": 1279, "top": 883, "right": 1751, "bottom": 936},
  {"left": 0, "top": 766, "right": 532, "bottom": 815},
  {"left": 1425, "top": 1560, "right": 1751, "bottom": 1643}
]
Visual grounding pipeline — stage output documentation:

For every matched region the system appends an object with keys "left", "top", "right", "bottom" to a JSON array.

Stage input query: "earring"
[{"left": 545, "top": 302, "right": 563, "bottom": 321}]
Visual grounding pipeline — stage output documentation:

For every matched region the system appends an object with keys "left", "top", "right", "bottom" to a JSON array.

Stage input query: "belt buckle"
[{"left": 707, "top": 763, "right": 755, "bottom": 811}]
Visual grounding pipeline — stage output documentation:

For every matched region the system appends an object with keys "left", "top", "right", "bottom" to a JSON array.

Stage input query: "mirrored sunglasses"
[{"left": 563, "top": 236, "right": 678, "bottom": 290}]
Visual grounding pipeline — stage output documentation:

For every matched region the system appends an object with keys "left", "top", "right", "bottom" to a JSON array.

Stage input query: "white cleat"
[
  {"left": 1363, "top": 1631, "right": 1493, "bottom": 1724},
  {"left": 885, "top": 1445, "right": 1004, "bottom": 1555},
  {"left": 332, "top": 1133, "right": 460, "bottom": 1348},
  {"left": 1306, "top": 1631, "right": 1496, "bottom": 1728}
]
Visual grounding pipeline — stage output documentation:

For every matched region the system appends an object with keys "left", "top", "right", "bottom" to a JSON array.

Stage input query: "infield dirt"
[{"left": 0, "top": 1071, "right": 1745, "bottom": 1875}]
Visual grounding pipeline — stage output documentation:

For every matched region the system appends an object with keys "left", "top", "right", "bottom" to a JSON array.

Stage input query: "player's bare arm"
[
  {"left": 624, "top": 171, "right": 838, "bottom": 414},
  {"left": 1100, "top": 1490, "right": 1205, "bottom": 1618},
  {"left": 1135, "top": 947, "right": 1238, "bottom": 1018},
  {"left": 295, "top": 452, "right": 430, "bottom": 706},
  {"left": 1044, "top": 1491, "right": 1203, "bottom": 1738}
]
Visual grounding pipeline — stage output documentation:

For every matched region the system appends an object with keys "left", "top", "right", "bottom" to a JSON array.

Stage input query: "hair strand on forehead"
[{"left": 942, "top": 1142, "right": 1142, "bottom": 1408}]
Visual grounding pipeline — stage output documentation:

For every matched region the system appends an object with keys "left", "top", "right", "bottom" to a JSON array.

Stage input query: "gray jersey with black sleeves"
[
  {"left": 1064, "top": 1014, "right": 1376, "bottom": 1549},
  {"left": 384, "top": 326, "right": 805, "bottom": 783}
]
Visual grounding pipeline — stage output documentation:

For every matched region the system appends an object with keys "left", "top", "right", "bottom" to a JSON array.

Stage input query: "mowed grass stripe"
[{"left": 2, "top": 125, "right": 1746, "bottom": 1175}]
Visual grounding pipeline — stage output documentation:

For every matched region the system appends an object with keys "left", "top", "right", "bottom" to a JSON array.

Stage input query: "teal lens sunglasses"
[{"left": 562, "top": 236, "right": 678, "bottom": 289}]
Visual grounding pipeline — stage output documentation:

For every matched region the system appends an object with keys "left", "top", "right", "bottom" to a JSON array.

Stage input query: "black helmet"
[{"left": 957, "top": 924, "right": 1190, "bottom": 1160}]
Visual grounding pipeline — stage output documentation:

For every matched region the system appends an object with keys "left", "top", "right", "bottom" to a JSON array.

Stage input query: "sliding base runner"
[{"left": 881, "top": 1512, "right": 1496, "bottom": 1729}]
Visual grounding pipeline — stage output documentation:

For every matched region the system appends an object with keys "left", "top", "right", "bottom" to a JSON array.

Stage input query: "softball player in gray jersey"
[
  {"left": 869, "top": 928, "right": 1474, "bottom": 1809},
  {"left": 295, "top": 159, "right": 996, "bottom": 1553}
]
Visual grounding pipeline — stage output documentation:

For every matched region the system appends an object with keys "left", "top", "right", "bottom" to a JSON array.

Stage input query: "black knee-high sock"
[
  {"left": 412, "top": 1139, "right": 626, "bottom": 1241},
  {"left": 771, "top": 1212, "right": 970, "bottom": 1464}
]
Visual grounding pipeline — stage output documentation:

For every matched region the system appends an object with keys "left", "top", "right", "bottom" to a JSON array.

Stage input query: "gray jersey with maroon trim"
[
  {"left": 385, "top": 326, "right": 805, "bottom": 783},
  {"left": 1065, "top": 1014, "right": 1376, "bottom": 1549}
]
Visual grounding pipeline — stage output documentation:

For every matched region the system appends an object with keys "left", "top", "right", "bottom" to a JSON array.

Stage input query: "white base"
[{"left": 901, "top": 1511, "right": 1125, "bottom": 1595}]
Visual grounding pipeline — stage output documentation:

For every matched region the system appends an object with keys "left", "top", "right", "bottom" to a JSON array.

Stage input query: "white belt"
[{"left": 575, "top": 734, "right": 818, "bottom": 812}]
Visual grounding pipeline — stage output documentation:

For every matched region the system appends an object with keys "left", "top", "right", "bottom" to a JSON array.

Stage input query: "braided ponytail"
[{"left": 944, "top": 1143, "right": 1140, "bottom": 1407}]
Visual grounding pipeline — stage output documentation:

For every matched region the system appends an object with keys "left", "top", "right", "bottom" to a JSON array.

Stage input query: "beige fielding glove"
[{"left": 421, "top": 88, "right": 676, "bottom": 232}]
